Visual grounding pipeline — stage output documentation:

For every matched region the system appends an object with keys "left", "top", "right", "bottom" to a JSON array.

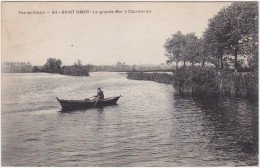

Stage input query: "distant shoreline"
[
  {"left": 2, "top": 70, "right": 174, "bottom": 74},
  {"left": 92, "top": 70, "right": 173, "bottom": 73}
]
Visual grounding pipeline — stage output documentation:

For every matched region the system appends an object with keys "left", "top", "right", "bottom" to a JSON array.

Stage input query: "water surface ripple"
[{"left": 2, "top": 72, "right": 258, "bottom": 166}]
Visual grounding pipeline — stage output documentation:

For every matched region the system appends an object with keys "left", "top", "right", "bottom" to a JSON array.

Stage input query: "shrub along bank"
[{"left": 127, "top": 67, "right": 258, "bottom": 98}]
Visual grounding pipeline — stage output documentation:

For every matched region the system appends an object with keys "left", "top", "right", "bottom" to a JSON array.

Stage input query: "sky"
[{"left": 2, "top": 2, "right": 231, "bottom": 66}]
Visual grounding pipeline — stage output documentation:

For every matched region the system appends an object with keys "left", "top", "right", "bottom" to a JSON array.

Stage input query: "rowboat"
[{"left": 56, "top": 96, "right": 121, "bottom": 111}]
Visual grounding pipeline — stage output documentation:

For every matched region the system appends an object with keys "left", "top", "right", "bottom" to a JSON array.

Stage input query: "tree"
[
  {"left": 164, "top": 31, "right": 186, "bottom": 69},
  {"left": 203, "top": 2, "right": 258, "bottom": 71},
  {"left": 32, "top": 66, "right": 39, "bottom": 72},
  {"left": 203, "top": 7, "right": 230, "bottom": 70},
  {"left": 197, "top": 38, "right": 208, "bottom": 66},
  {"left": 182, "top": 33, "right": 200, "bottom": 66},
  {"left": 224, "top": 2, "right": 258, "bottom": 71},
  {"left": 43, "top": 58, "right": 62, "bottom": 73},
  {"left": 74, "top": 59, "right": 82, "bottom": 66}
]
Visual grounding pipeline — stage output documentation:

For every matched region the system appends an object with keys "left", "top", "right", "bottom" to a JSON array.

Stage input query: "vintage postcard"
[{"left": 1, "top": 1, "right": 258, "bottom": 167}]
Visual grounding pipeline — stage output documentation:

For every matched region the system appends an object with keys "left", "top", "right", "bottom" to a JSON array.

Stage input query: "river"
[{"left": 1, "top": 72, "right": 258, "bottom": 166}]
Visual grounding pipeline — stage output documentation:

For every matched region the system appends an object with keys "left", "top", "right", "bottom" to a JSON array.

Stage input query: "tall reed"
[{"left": 127, "top": 67, "right": 258, "bottom": 98}]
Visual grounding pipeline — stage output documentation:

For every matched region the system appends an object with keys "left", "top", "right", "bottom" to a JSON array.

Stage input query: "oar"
[{"left": 93, "top": 97, "right": 99, "bottom": 108}]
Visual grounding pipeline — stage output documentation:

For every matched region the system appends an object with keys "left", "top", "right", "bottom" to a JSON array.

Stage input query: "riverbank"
[{"left": 127, "top": 66, "right": 258, "bottom": 99}]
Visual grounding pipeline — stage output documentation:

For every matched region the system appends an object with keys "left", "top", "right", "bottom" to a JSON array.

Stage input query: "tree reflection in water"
[{"left": 172, "top": 93, "right": 258, "bottom": 166}]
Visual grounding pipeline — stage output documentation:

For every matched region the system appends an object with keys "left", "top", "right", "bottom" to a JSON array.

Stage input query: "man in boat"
[{"left": 95, "top": 87, "right": 104, "bottom": 100}]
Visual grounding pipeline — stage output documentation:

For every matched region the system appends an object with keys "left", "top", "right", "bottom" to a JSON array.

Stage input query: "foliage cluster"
[
  {"left": 159, "top": 2, "right": 258, "bottom": 98},
  {"left": 34, "top": 58, "right": 92, "bottom": 76},
  {"left": 164, "top": 2, "right": 258, "bottom": 71},
  {"left": 42, "top": 58, "right": 62, "bottom": 73}
]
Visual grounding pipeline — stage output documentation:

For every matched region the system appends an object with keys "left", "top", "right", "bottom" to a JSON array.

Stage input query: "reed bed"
[
  {"left": 127, "top": 72, "right": 174, "bottom": 84},
  {"left": 127, "top": 67, "right": 258, "bottom": 98}
]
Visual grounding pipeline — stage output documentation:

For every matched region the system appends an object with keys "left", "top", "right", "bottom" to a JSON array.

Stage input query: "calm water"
[{"left": 2, "top": 72, "right": 258, "bottom": 166}]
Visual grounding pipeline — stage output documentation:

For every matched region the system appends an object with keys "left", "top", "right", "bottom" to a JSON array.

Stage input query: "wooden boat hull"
[{"left": 56, "top": 96, "right": 121, "bottom": 111}]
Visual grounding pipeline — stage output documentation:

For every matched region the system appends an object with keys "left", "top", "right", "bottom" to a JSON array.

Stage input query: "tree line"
[
  {"left": 164, "top": 2, "right": 258, "bottom": 72},
  {"left": 2, "top": 59, "right": 174, "bottom": 74},
  {"left": 2, "top": 58, "right": 93, "bottom": 76},
  {"left": 2, "top": 62, "right": 33, "bottom": 73},
  {"left": 128, "top": 2, "right": 258, "bottom": 98},
  {"left": 92, "top": 61, "right": 173, "bottom": 72}
]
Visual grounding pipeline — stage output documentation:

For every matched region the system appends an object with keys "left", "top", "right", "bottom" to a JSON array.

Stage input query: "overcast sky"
[{"left": 2, "top": 2, "right": 231, "bottom": 66}]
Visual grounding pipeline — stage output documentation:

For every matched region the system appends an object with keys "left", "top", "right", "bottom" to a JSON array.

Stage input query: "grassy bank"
[{"left": 127, "top": 67, "right": 258, "bottom": 98}]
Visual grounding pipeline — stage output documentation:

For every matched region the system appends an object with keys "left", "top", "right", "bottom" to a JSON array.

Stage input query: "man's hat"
[{"left": 98, "top": 87, "right": 101, "bottom": 89}]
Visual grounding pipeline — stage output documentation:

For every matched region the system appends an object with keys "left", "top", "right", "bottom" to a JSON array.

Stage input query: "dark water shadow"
[
  {"left": 194, "top": 96, "right": 258, "bottom": 153},
  {"left": 57, "top": 104, "right": 119, "bottom": 113},
  {"left": 172, "top": 93, "right": 258, "bottom": 165}
]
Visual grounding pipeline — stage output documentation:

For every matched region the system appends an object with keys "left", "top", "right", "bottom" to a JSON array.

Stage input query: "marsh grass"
[
  {"left": 127, "top": 72, "right": 174, "bottom": 84},
  {"left": 127, "top": 67, "right": 258, "bottom": 98}
]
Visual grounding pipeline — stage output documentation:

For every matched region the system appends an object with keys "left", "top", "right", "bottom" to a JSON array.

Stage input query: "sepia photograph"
[{"left": 1, "top": 1, "right": 258, "bottom": 167}]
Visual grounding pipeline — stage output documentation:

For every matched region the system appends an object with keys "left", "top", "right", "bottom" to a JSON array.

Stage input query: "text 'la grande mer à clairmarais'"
[{"left": 18, "top": 9, "right": 152, "bottom": 15}]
